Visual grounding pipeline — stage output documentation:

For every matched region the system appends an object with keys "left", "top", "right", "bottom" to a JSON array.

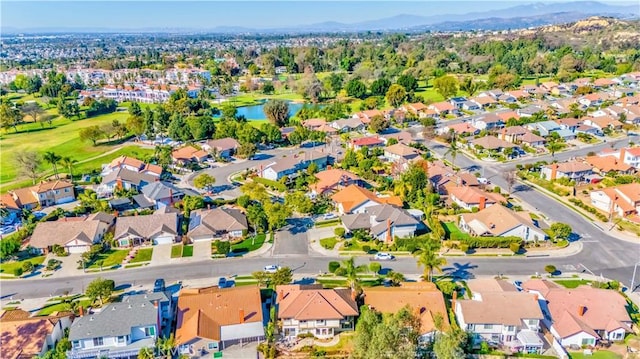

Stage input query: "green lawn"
[
  {"left": 37, "top": 298, "right": 92, "bottom": 316},
  {"left": 87, "top": 250, "right": 128, "bottom": 269},
  {"left": 554, "top": 279, "right": 592, "bottom": 289},
  {"left": 0, "top": 110, "right": 129, "bottom": 186},
  {"left": 182, "top": 245, "right": 194, "bottom": 257},
  {"left": 0, "top": 256, "right": 46, "bottom": 275},
  {"left": 442, "top": 222, "right": 471, "bottom": 240},
  {"left": 130, "top": 248, "right": 153, "bottom": 263},
  {"left": 319, "top": 237, "right": 338, "bottom": 250},
  {"left": 231, "top": 234, "right": 266, "bottom": 253},
  {"left": 569, "top": 351, "right": 621, "bottom": 359},
  {"left": 171, "top": 244, "right": 183, "bottom": 258}
]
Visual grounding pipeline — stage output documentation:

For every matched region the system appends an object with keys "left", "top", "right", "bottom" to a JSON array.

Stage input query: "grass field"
[
  {"left": 442, "top": 222, "right": 471, "bottom": 240},
  {"left": 231, "top": 234, "right": 266, "bottom": 253},
  {"left": 0, "top": 256, "right": 46, "bottom": 275},
  {"left": 320, "top": 237, "right": 338, "bottom": 250},
  {"left": 182, "top": 245, "right": 194, "bottom": 257},
  {"left": 553, "top": 279, "right": 592, "bottom": 288},
  {"left": 87, "top": 250, "right": 128, "bottom": 269},
  {"left": 171, "top": 244, "right": 183, "bottom": 258},
  {"left": 0, "top": 110, "right": 129, "bottom": 185},
  {"left": 37, "top": 298, "right": 92, "bottom": 316},
  {"left": 130, "top": 248, "right": 153, "bottom": 263},
  {"left": 569, "top": 351, "right": 621, "bottom": 359}
]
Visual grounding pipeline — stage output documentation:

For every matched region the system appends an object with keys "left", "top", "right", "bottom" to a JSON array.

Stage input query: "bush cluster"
[{"left": 568, "top": 198, "right": 609, "bottom": 222}]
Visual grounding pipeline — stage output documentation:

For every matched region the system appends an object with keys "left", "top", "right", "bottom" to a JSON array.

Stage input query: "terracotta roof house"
[
  {"left": 100, "top": 168, "right": 158, "bottom": 195},
  {"left": 353, "top": 109, "right": 384, "bottom": 124},
  {"left": 102, "top": 156, "right": 162, "bottom": 178},
  {"left": 585, "top": 156, "right": 634, "bottom": 175},
  {"left": 449, "top": 186, "right": 506, "bottom": 211},
  {"left": 310, "top": 169, "right": 363, "bottom": 196},
  {"left": 471, "top": 96, "right": 498, "bottom": 108},
  {"left": 276, "top": 284, "right": 358, "bottom": 339},
  {"left": 593, "top": 78, "right": 616, "bottom": 88},
  {"left": 8, "top": 180, "right": 75, "bottom": 210},
  {"left": 456, "top": 279, "right": 545, "bottom": 353},
  {"left": 383, "top": 143, "right": 422, "bottom": 162},
  {"left": 523, "top": 279, "right": 632, "bottom": 347},
  {"left": 187, "top": 207, "right": 248, "bottom": 242},
  {"left": 363, "top": 282, "right": 449, "bottom": 342},
  {"left": 470, "top": 136, "right": 516, "bottom": 152},
  {"left": 68, "top": 294, "right": 163, "bottom": 359},
  {"left": 380, "top": 130, "right": 413, "bottom": 144},
  {"left": 113, "top": 211, "right": 178, "bottom": 247},
  {"left": 302, "top": 118, "right": 327, "bottom": 130},
  {"left": 428, "top": 101, "right": 456, "bottom": 115},
  {"left": 437, "top": 122, "right": 480, "bottom": 136},
  {"left": 541, "top": 162, "right": 594, "bottom": 182},
  {"left": 402, "top": 102, "right": 435, "bottom": 118},
  {"left": 259, "top": 151, "right": 329, "bottom": 181},
  {"left": 175, "top": 286, "right": 265, "bottom": 355},
  {"left": 172, "top": 146, "right": 209, "bottom": 164},
  {"left": 202, "top": 138, "right": 240, "bottom": 157},
  {"left": 348, "top": 136, "right": 385, "bottom": 150},
  {"left": 340, "top": 204, "right": 421, "bottom": 241},
  {"left": 30, "top": 216, "right": 111, "bottom": 254},
  {"left": 502, "top": 126, "right": 529, "bottom": 143},
  {"left": 519, "top": 132, "right": 546, "bottom": 147},
  {"left": 496, "top": 110, "right": 521, "bottom": 123},
  {"left": 0, "top": 312, "right": 73, "bottom": 359},
  {"left": 590, "top": 183, "right": 640, "bottom": 217},
  {"left": 583, "top": 116, "right": 623, "bottom": 132},
  {"left": 331, "top": 184, "right": 402, "bottom": 215},
  {"left": 599, "top": 147, "right": 640, "bottom": 168},
  {"left": 460, "top": 204, "right": 546, "bottom": 242},
  {"left": 0, "top": 193, "right": 21, "bottom": 224}
]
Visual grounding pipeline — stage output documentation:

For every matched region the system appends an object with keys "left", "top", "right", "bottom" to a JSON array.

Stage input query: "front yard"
[
  {"left": 319, "top": 237, "right": 338, "bottom": 250},
  {"left": 171, "top": 244, "right": 183, "bottom": 258},
  {"left": 87, "top": 250, "right": 128, "bottom": 269},
  {"left": 0, "top": 256, "right": 46, "bottom": 275},
  {"left": 569, "top": 350, "right": 621, "bottom": 359},
  {"left": 231, "top": 234, "right": 266, "bottom": 253},
  {"left": 129, "top": 248, "right": 153, "bottom": 263}
]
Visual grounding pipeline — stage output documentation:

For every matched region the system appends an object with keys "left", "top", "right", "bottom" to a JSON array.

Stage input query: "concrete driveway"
[
  {"left": 150, "top": 244, "right": 172, "bottom": 266},
  {"left": 48, "top": 253, "right": 83, "bottom": 277},
  {"left": 192, "top": 240, "right": 212, "bottom": 259},
  {"left": 272, "top": 218, "right": 313, "bottom": 256}
]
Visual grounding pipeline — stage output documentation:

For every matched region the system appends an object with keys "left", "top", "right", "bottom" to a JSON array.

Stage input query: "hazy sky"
[{"left": 1, "top": 1, "right": 634, "bottom": 29}]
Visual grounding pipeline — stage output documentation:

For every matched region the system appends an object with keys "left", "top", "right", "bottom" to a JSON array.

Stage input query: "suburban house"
[
  {"left": 456, "top": 279, "right": 545, "bottom": 353},
  {"left": 340, "top": 204, "right": 421, "bottom": 241},
  {"left": 113, "top": 211, "right": 178, "bottom": 247},
  {"left": 590, "top": 183, "right": 640, "bottom": 218},
  {"left": 584, "top": 155, "right": 635, "bottom": 175},
  {"left": 171, "top": 146, "right": 209, "bottom": 164},
  {"left": 471, "top": 113, "right": 504, "bottom": 131},
  {"left": 541, "top": 162, "right": 594, "bottom": 182},
  {"left": 187, "top": 207, "right": 248, "bottom": 242},
  {"left": 121, "top": 291, "right": 174, "bottom": 334},
  {"left": 309, "top": 169, "right": 364, "bottom": 196},
  {"left": 202, "top": 138, "right": 241, "bottom": 157},
  {"left": 349, "top": 136, "right": 385, "bottom": 150},
  {"left": 260, "top": 151, "right": 329, "bottom": 181},
  {"left": 100, "top": 168, "right": 158, "bottom": 194},
  {"left": 30, "top": 213, "right": 114, "bottom": 254},
  {"left": 401, "top": 102, "right": 435, "bottom": 118},
  {"left": 523, "top": 279, "right": 632, "bottom": 347},
  {"left": 0, "top": 193, "right": 21, "bottom": 224},
  {"left": 101, "top": 156, "right": 162, "bottom": 178},
  {"left": 9, "top": 180, "right": 75, "bottom": 209},
  {"left": 582, "top": 116, "right": 623, "bottom": 132},
  {"left": 363, "top": 282, "right": 450, "bottom": 342},
  {"left": 276, "top": 284, "right": 358, "bottom": 339},
  {"left": 301, "top": 118, "right": 327, "bottom": 130},
  {"left": 175, "top": 286, "right": 265, "bottom": 356},
  {"left": 448, "top": 186, "right": 506, "bottom": 211},
  {"left": 331, "top": 185, "right": 403, "bottom": 215},
  {"left": 470, "top": 136, "right": 516, "bottom": 154},
  {"left": 437, "top": 123, "right": 479, "bottom": 137},
  {"left": 383, "top": 143, "right": 422, "bottom": 162},
  {"left": 471, "top": 96, "right": 498, "bottom": 109},
  {"left": 459, "top": 204, "right": 546, "bottom": 242},
  {"left": 428, "top": 101, "right": 456, "bottom": 116},
  {"left": 67, "top": 295, "right": 163, "bottom": 359},
  {"left": 330, "top": 118, "right": 366, "bottom": 133},
  {"left": 139, "top": 182, "right": 184, "bottom": 209},
  {"left": 519, "top": 132, "right": 547, "bottom": 147},
  {"left": 0, "top": 310, "right": 73, "bottom": 359},
  {"left": 380, "top": 129, "right": 413, "bottom": 145},
  {"left": 599, "top": 147, "right": 640, "bottom": 169},
  {"left": 502, "top": 126, "right": 529, "bottom": 143},
  {"left": 353, "top": 109, "right": 385, "bottom": 124}
]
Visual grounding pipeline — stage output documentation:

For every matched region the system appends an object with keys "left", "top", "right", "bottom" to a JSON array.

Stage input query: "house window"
[
  {"left": 581, "top": 338, "right": 594, "bottom": 345},
  {"left": 208, "top": 342, "right": 218, "bottom": 350},
  {"left": 506, "top": 325, "right": 515, "bottom": 331},
  {"left": 144, "top": 326, "right": 156, "bottom": 337},
  {"left": 484, "top": 324, "right": 493, "bottom": 330},
  {"left": 65, "top": 188, "right": 70, "bottom": 193},
  {"left": 117, "top": 336, "right": 126, "bottom": 343},
  {"left": 55, "top": 190, "right": 59, "bottom": 194},
  {"left": 73, "top": 341, "right": 81, "bottom": 349},
  {"left": 528, "top": 320, "right": 537, "bottom": 326},
  {"left": 93, "top": 337, "right": 104, "bottom": 347},
  {"left": 317, "top": 319, "right": 326, "bottom": 326},
  {"left": 467, "top": 324, "right": 474, "bottom": 331}
]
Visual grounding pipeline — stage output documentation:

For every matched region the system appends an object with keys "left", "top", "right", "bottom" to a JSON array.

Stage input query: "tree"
[
  {"left": 182, "top": 195, "right": 205, "bottom": 217},
  {"left": 341, "top": 256, "right": 367, "bottom": 293},
  {"left": 368, "top": 115, "right": 390, "bottom": 133},
  {"left": 386, "top": 84, "right": 407, "bottom": 107},
  {"left": 459, "top": 76, "right": 480, "bottom": 96},
  {"left": 433, "top": 328, "right": 468, "bottom": 359},
  {"left": 445, "top": 133, "right": 460, "bottom": 171},
  {"left": 21, "top": 102, "right": 46, "bottom": 127},
  {"left": 0, "top": 101, "right": 23, "bottom": 132},
  {"left": 85, "top": 277, "right": 115, "bottom": 306},
  {"left": 126, "top": 115, "right": 145, "bottom": 139},
  {"left": 270, "top": 266, "right": 293, "bottom": 286},
  {"left": 0, "top": 237, "right": 22, "bottom": 259},
  {"left": 345, "top": 79, "right": 367, "bottom": 99},
  {"left": 156, "top": 334, "right": 176, "bottom": 359},
  {"left": 247, "top": 203, "right": 268, "bottom": 233},
  {"left": 15, "top": 151, "right": 42, "bottom": 184},
  {"left": 22, "top": 261, "right": 35, "bottom": 273},
  {"left": 284, "top": 191, "right": 313, "bottom": 214},
  {"left": 262, "top": 81, "right": 275, "bottom": 95},
  {"left": 414, "top": 239, "right": 446, "bottom": 282},
  {"left": 264, "top": 202, "right": 291, "bottom": 231},
  {"left": 263, "top": 100, "right": 290, "bottom": 127},
  {"left": 547, "top": 141, "right": 563, "bottom": 158},
  {"left": 396, "top": 74, "right": 418, "bottom": 92},
  {"left": 544, "top": 264, "right": 557, "bottom": 275},
  {"left": 334, "top": 227, "right": 346, "bottom": 238},
  {"left": 327, "top": 73, "right": 345, "bottom": 95},
  {"left": 369, "top": 262, "right": 382, "bottom": 275},
  {"left": 193, "top": 173, "right": 216, "bottom": 189},
  {"left": 433, "top": 75, "right": 459, "bottom": 99},
  {"left": 137, "top": 347, "right": 155, "bottom": 359},
  {"left": 387, "top": 270, "right": 405, "bottom": 286},
  {"left": 354, "top": 305, "right": 420, "bottom": 359},
  {"left": 503, "top": 170, "right": 517, "bottom": 194},
  {"left": 79, "top": 125, "right": 105, "bottom": 146},
  {"left": 549, "top": 222, "right": 572, "bottom": 241},
  {"left": 370, "top": 78, "right": 392, "bottom": 96},
  {"left": 43, "top": 151, "right": 62, "bottom": 179},
  {"left": 252, "top": 271, "right": 270, "bottom": 287}
]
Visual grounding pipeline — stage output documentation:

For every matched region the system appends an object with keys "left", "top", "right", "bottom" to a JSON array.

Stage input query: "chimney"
[
  {"left": 239, "top": 309, "right": 245, "bottom": 323},
  {"left": 114, "top": 210, "right": 119, "bottom": 217},
  {"left": 116, "top": 178, "right": 123, "bottom": 189},
  {"left": 619, "top": 148, "right": 626, "bottom": 162},
  {"left": 386, "top": 219, "right": 392, "bottom": 243},
  {"left": 534, "top": 294, "right": 539, "bottom": 301},
  {"left": 452, "top": 291, "right": 458, "bottom": 309},
  {"left": 327, "top": 164, "right": 332, "bottom": 170},
  {"left": 207, "top": 204, "right": 211, "bottom": 210},
  {"left": 79, "top": 306, "right": 84, "bottom": 317},
  {"left": 169, "top": 189, "right": 174, "bottom": 204},
  {"left": 278, "top": 290, "right": 284, "bottom": 301},
  {"left": 479, "top": 196, "right": 486, "bottom": 210},
  {"left": 501, "top": 128, "right": 507, "bottom": 141},
  {"left": 578, "top": 306, "right": 586, "bottom": 316},
  {"left": 550, "top": 163, "right": 558, "bottom": 181}
]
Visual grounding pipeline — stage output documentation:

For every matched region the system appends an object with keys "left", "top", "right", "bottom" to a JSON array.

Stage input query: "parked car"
[
  {"left": 373, "top": 252, "right": 395, "bottom": 261},
  {"left": 153, "top": 279, "right": 166, "bottom": 292},
  {"left": 218, "top": 277, "right": 227, "bottom": 288},
  {"left": 264, "top": 265, "right": 280, "bottom": 273},
  {"left": 322, "top": 213, "right": 337, "bottom": 220},
  {"left": 0, "top": 226, "right": 15, "bottom": 235}
]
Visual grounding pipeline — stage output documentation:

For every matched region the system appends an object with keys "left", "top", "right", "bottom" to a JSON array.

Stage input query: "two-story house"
[
  {"left": 541, "top": 162, "right": 594, "bottom": 182},
  {"left": 455, "top": 279, "right": 545, "bottom": 354},
  {"left": 187, "top": 207, "right": 248, "bottom": 242},
  {"left": 277, "top": 284, "right": 358, "bottom": 339},
  {"left": 139, "top": 182, "right": 184, "bottom": 210},
  {"left": 590, "top": 183, "right": 640, "bottom": 218},
  {"left": 309, "top": 169, "right": 364, "bottom": 196},
  {"left": 383, "top": 143, "right": 422, "bottom": 163},
  {"left": 100, "top": 168, "right": 159, "bottom": 196},
  {"left": 101, "top": 156, "right": 162, "bottom": 178},
  {"left": 331, "top": 185, "right": 403, "bottom": 215},
  {"left": 9, "top": 180, "right": 76, "bottom": 209},
  {"left": 260, "top": 151, "right": 329, "bottom": 181},
  {"left": 202, "top": 137, "right": 241, "bottom": 158},
  {"left": 1, "top": 310, "right": 73, "bottom": 359},
  {"left": 448, "top": 186, "right": 506, "bottom": 211},
  {"left": 68, "top": 296, "right": 162, "bottom": 359}
]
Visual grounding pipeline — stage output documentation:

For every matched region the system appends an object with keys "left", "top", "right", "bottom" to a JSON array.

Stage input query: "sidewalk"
[{"left": 441, "top": 241, "right": 583, "bottom": 258}]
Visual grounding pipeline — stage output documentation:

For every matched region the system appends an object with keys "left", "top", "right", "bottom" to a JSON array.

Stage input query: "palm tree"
[
  {"left": 156, "top": 334, "right": 175, "bottom": 359},
  {"left": 414, "top": 240, "right": 446, "bottom": 282},
  {"left": 43, "top": 151, "right": 62, "bottom": 179},
  {"left": 387, "top": 270, "right": 405, "bottom": 286},
  {"left": 341, "top": 256, "right": 367, "bottom": 293},
  {"left": 60, "top": 156, "right": 77, "bottom": 182},
  {"left": 445, "top": 135, "right": 459, "bottom": 172}
]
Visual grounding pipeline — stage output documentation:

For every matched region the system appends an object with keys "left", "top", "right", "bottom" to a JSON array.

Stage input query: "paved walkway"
[{"left": 150, "top": 244, "right": 172, "bottom": 266}]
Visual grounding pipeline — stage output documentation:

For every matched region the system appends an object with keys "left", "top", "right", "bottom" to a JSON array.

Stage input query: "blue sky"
[{"left": 1, "top": 1, "right": 634, "bottom": 29}]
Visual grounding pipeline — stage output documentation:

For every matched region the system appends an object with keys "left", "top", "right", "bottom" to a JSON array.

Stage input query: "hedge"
[
  {"left": 569, "top": 198, "right": 609, "bottom": 222},
  {"left": 460, "top": 236, "right": 522, "bottom": 249},
  {"left": 253, "top": 177, "right": 287, "bottom": 192}
]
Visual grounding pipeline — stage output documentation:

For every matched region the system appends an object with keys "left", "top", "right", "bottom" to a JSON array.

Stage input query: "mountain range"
[{"left": 2, "top": 1, "right": 639, "bottom": 34}]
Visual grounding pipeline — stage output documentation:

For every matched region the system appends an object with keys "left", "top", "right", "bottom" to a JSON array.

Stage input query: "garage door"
[
  {"left": 67, "top": 245, "right": 89, "bottom": 254},
  {"left": 154, "top": 235, "right": 175, "bottom": 245}
]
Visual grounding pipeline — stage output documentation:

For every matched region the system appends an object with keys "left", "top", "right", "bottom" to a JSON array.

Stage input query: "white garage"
[
  {"left": 64, "top": 239, "right": 91, "bottom": 254},
  {"left": 153, "top": 233, "right": 177, "bottom": 245}
]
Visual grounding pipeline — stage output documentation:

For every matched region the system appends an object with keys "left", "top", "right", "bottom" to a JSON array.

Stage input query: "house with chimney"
[
  {"left": 1, "top": 310, "right": 73, "bottom": 359},
  {"left": 276, "top": 284, "right": 358, "bottom": 339},
  {"left": 187, "top": 207, "right": 248, "bottom": 242},
  {"left": 202, "top": 138, "right": 241, "bottom": 158},
  {"left": 175, "top": 286, "right": 265, "bottom": 356},
  {"left": 589, "top": 183, "right": 640, "bottom": 218},
  {"left": 139, "top": 182, "right": 184, "bottom": 209},
  {"left": 449, "top": 186, "right": 506, "bottom": 211},
  {"left": 172, "top": 146, "right": 209, "bottom": 165},
  {"left": 523, "top": 279, "right": 632, "bottom": 348},
  {"left": 331, "top": 185, "right": 403, "bottom": 215},
  {"left": 259, "top": 151, "right": 329, "bottom": 181},
  {"left": 101, "top": 156, "right": 162, "bottom": 178},
  {"left": 100, "top": 168, "right": 158, "bottom": 196},
  {"left": 541, "top": 162, "right": 594, "bottom": 182},
  {"left": 470, "top": 136, "right": 517, "bottom": 155},
  {"left": 455, "top": 279, "right": 545, "bottom": 353},
  {"left": 330, "top": 118, "right": 366, "bottom": 133},
  {"left": 113, "top": 211, "right": 178, "bottom": 247},
  {"left": 309, "top": 169, "right": 364, "bottom": 196},
  {"left": 383, "top": 143, "right": 422, "bottom": 163},
  {"left": 401, "top": 102, "right": 436, "bottom": 118},
  {"left": 598, "top": 147, "right": 640, "bottom": 169},
  {"left": 67, "top": 294, "right": 164, "bottom": 359},
  {"left": 340, "top": 204, "right": 421, "bottom": 241},
  {"left": 459, "top": 204, "right": 546, "bottom": 242},
  {"left": 428, "top": 101, "right": 456, "bottom": 117},
  {"left": 348, "top": 136, "right": 385, "bottom": 150},
  {"left": 436, "top": 122, "right": 479, "bottom": 137},
  {"left": 584, "top": 155, "right": 635, "bottom": 175},
  {"left": 471, "top": 113, "right": 504, "bottom": 131},
  {"left": 363, "top": 282, "right": 450, "bottom": 343},
  {"left": 29, "top": 212, "right": 114, "bottom": 254},
  {"left": 8, "top": 180, "right": 76, "bottom": 209}
]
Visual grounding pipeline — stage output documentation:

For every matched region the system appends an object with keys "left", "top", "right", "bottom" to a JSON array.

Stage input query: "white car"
[
  {"left": 323, "top": 213, "right": 337, "bottom": 220},
  {"left": 373, "top": 252, "right": 395, "bottom": 261},
  {"left": 264, "top": 265, "right": 280, "bottom": 273}
]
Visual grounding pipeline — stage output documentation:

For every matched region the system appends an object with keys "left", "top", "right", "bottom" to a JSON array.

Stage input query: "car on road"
[
  {"left": 322, "top": 213, "right": 337, "bottom": 220},
  {"left": 33, "top": 211, "right": 47, "bottom": 220},
  {"left": 0, "top": 226, "right": 15, "bottom": 235},
  {"left": 264, "top": 265, "right": 280, "bottom": 273},
  {"left": 153, "top": 279, "right": 165, "bottom": 292},
  {"left": 477, "top": 177, "right": 490, "bottom": 185},
  {"left": 373, "top": 252, "right": 395, "bottom": 261}
]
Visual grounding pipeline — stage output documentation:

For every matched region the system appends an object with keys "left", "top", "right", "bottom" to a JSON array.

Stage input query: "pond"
[{"left": 218, "top": 101, "right": 320, "bottom": 120}]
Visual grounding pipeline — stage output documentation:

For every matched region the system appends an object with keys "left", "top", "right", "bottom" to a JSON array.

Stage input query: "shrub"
[
  {"left": 362, "top": 245, "right": 371, "bottom": 253},
  {"left": 510, "top": 242, "right": 521, "bottom": 254},
  {"left": 253, "top": 177, "right": 287, "bottom": 192},
  {"left": 334, "top": 267, "right": 346, "bottom": 276},
  {"left": 22, "top": 261, "right": 34, "bottom": 273},
  {"left": 461, "top": 236, "right": 521, "bottom": 249},
  {"left": 544, "top": 265, "right": 557, "bottom": 275},
  {"left": 13, "top": 267, "right": 23, "bottom": 277},
  {"left": 334, "top": 227, "right": 346, "bottom": 238},
  {"left": 460, "top": 243, "right": 469, "bottom": 253},
  {"left": 328, "top": 261, "right": 340, "bottom": 273},
  {"left": 369, "top": 262, "right": 382, "bottom": 274}
]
